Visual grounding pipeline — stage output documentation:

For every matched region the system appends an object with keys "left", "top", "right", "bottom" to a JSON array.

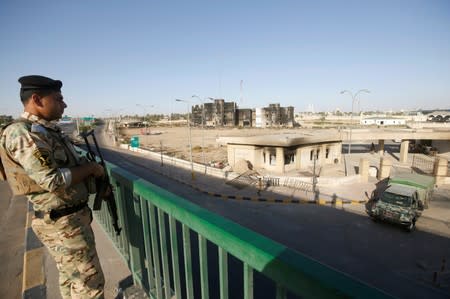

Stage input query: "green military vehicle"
[{"left": 365, "top": 173, "right": 435, "bottom": 232}]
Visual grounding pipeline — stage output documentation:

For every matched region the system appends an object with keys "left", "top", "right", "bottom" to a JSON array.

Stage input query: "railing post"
[
  {"left": 126, "top": 191, "right": 147, "bottom": 288},
  {"left": 276, "top": 284, "right": 287, "bottom": 299},
  {"left": 148, "top": 202, "right": 163, "bottom": 298},
  {"left": 169, "top": 215, "right": 182, "bottom": 298},
  {"left": 139, "top": 196, "right": 155, "bottom": 293},
  {"left": 158, "top": 209, "right": 171, "bottom": 299},
  {"left": 199, "top": 235, "right": 209, "bottom": 299},
  {"left": 244, "top": 263, "right": 254, "bottom": 299},
  {"left": 182, "top": 224, "right": 194, "bottom": 299},
  {"left": 219, "top": 247, "right": 229, "bottom": 299}
]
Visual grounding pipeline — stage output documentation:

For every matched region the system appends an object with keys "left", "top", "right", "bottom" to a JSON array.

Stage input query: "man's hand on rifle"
[
  {"left": 69, "top": 162, "right": 104, "bottom": 187},
  {"left": 89, "top": 162, "right": 105, "bottom": 178},
  {"left": 102, "top": 185, "right": 113, "bottom": 198}
]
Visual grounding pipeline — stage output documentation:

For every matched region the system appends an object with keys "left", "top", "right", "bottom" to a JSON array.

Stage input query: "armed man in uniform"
[{"left": 0, "top": 75, "right": 105, "bottom": 298}]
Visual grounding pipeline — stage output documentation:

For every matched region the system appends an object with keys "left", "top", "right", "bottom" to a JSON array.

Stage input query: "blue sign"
[{"left": 130, "top": 136, "right": 140, "bottom": 148}]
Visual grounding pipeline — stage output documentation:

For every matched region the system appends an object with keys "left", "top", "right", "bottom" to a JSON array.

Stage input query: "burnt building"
[
  {"left": 236, "top": 109, "right": 253, "bottom": 127},
  {"left": 192, "top": 99, "right": 237, "bottom": 127},
  {"left": 192, "top": 100, "right": 294, "bottom": 128},
  {"left": 191, "top": 104, "right": 203, "bottom": 125},
  {"left": 254, "top": 103, "right": 294, "bottom": 128}
]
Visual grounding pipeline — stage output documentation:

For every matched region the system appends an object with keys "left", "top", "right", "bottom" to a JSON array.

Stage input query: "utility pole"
[
  {"left": 340, "top": 89, "right": 370, "bottom": 154},
  {"left": 176, "top": 99, "right": 195, "bottom": 180}
]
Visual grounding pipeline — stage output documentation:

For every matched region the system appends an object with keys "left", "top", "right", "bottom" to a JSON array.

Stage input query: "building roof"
[
  {"left": 217, "top": 133, "right": 341, "bottom": 147},
  {"left": 427, "top": 111, "right": 450, "bottom": 116},
  {"left": 362, "top": 117, "right": 406, "bottom": 120}
]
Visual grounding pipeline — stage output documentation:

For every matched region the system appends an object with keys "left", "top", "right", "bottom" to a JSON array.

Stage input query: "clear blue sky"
[{"left": 1, "top": 0, "right": 449, "bottom": 117}]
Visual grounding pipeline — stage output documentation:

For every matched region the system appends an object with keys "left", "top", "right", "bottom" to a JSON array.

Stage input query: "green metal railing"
[{"left": 93, "top": 161, "right": 393, "bottom": 299}]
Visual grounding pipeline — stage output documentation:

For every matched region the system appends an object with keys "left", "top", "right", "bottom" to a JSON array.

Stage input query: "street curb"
[
  {"left": 153, "top": 165, "right": 367, "bottom": 206},
  {"left": 22, "top": 202, "right": 46, "bottom": 299},
  {"left": 114, "top": 140, "right": 369, "bottom": 206},
  {"left": 421, "top": 215, "right": 450, "bottom": 226},
  {"left": 165, "top": 166, "right": 450, "bottom": 236}
]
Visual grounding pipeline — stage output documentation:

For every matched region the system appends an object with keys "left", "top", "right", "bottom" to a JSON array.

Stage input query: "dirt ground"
[
  {"left": 118, "top": 126, "right": 448, "bottom": 177},
  {"left": 119, "top": 126, "right": 301, "bottom": 167}
]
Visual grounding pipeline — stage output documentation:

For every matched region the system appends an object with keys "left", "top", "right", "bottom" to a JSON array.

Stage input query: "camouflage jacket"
[{"left": 0, "top": 112, "right": 89, "bottom": 212}]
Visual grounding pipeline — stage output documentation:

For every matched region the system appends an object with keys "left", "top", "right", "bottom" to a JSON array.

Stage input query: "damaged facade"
[{"left": 192, "top": 100, "right": 294, "bottom": 128}]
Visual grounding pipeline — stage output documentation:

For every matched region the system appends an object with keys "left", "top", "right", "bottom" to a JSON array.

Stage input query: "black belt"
[{"left": 34, "top": 202, "right": 88, "bottom": 221}]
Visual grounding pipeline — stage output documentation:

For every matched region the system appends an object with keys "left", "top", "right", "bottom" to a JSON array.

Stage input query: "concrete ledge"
[
  {"left": 22, "top": 284, "right": 46, "bottom": 299},
  {"left": 22, "top": 202, "right": 45, "bottom": 299},
  {"left": 138, "top": 155, "right": 367, "bottom": 207},
  {"left": 22, "top": 248, "right": 45, "bottom": 292}
]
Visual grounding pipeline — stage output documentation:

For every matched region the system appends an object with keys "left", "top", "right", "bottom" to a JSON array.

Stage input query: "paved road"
[
  {"left": 93, "top": 129, "right": 450, "bottom": 299},
  {"left": 0, "top": 182, "right": 27, "bottom": 299}
]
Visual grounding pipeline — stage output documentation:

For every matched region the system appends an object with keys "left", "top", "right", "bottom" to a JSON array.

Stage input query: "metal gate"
[{"left": 411, "top": 154, "right": 435, "bottom": 175}]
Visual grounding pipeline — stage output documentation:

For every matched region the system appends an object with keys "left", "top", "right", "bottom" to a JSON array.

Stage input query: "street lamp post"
[
  {"left": 340, "top": 89, "right": 370, "bottom": 154},
  {"left": 175, "top": 99, "right": 195, "bottom": 180},
  {"left": 105, "top": 108, "right": 124, "bottom": 146},
  {"left": 192, "top": 95, "right": 207, "bottom": 174}
]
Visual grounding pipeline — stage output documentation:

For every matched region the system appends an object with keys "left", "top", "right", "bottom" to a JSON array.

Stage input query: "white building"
[
  {"left": 360, "top": 117, "right": 406, "bottom": 126},
  {"left": 217, "top": 134, "right": 342, "bottom": 174}
]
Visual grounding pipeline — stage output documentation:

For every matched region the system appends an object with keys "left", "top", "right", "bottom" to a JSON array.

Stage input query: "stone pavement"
[{"left": 0, "top": 181, "right": 27, "bottom": 299}]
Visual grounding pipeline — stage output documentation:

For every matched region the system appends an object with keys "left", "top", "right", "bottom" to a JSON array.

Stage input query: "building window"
[
  {"left": 284, "top": 151, "right": 295, "bottom": 165},
  {"left": 325, "top": 148, "right": 330, "bottom": 159},
  {"left": 310, "top": 150, "right": 314, "bottom": 161},
  {"left": 270, "top": 153, "right": 276, "bottom": 165},
  {"left": 316, "top": 149, "right": 320, "bottom": 160}
]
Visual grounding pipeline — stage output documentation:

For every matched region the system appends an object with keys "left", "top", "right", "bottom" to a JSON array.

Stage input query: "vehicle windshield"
[{"left": 381, "top": 192, "right": 412, "bottom": 207}]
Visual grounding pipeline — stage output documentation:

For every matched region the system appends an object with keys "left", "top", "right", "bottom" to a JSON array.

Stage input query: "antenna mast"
[{"left": 240, "top": 80, "right": 243, "bottom": 104}]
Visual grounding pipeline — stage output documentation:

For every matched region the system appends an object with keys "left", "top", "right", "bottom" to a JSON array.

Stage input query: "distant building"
[
  {"left": 192, "top": 104, "right": 203, "bottom": 125},
  {"left": 217, "top": 134, "right": 342, "bottom": 174},
  {"left": 427, "top": 111, "right": 450, "bottom": 122},
  {"left": 192, "top": 100, "right": 294, "bottom": 128},
  {"left": 254, "top": 103, "right": 294, "bottom": 128},
  {"left": 121, "top": 121, "right": 145, "bottom": 128},
  {"left": 192, "top": 99, "right": 237, "bottom": 127},
  {"left": 237, "top": 108, "right": 253, "bottom": 127},
  {"left": 360, "top": 117, "right": 406, "bottom": 126}
]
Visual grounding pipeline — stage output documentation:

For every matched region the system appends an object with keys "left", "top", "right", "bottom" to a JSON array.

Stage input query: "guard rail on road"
[{"left": 93, "top": 160, "right": 393, "bottom": 299}]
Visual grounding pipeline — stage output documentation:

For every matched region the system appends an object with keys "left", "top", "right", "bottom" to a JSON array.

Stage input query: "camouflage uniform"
[{"left": 0, "top": 112, "right": 104, "bottom": 299}]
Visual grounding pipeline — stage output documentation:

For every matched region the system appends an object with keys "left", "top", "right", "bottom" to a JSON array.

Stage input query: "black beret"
[{"left": 18, "top": 75, "right": 62, "bottom": 92}]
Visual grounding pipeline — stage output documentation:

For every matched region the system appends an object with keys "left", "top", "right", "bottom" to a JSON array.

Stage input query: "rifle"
[{"left": 81, "top": 130, "right": 122, "bottom": 236}]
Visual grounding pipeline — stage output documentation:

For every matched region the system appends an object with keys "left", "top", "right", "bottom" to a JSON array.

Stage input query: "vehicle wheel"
[{"left": 405, "top": 220, "right": 416, "bottom": 232}]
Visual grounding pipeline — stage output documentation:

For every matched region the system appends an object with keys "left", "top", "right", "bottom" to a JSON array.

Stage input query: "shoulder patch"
[
  {"left": 33, "top": 148, "right": 52, "bottom": 168},
  {"left": 31, "top": 124, "right": 47, "bottom": 134}
]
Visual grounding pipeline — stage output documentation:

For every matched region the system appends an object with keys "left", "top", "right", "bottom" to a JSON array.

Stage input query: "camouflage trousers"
[{"left": 32, "top": 206, "right": 105, "bottom": 299}]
